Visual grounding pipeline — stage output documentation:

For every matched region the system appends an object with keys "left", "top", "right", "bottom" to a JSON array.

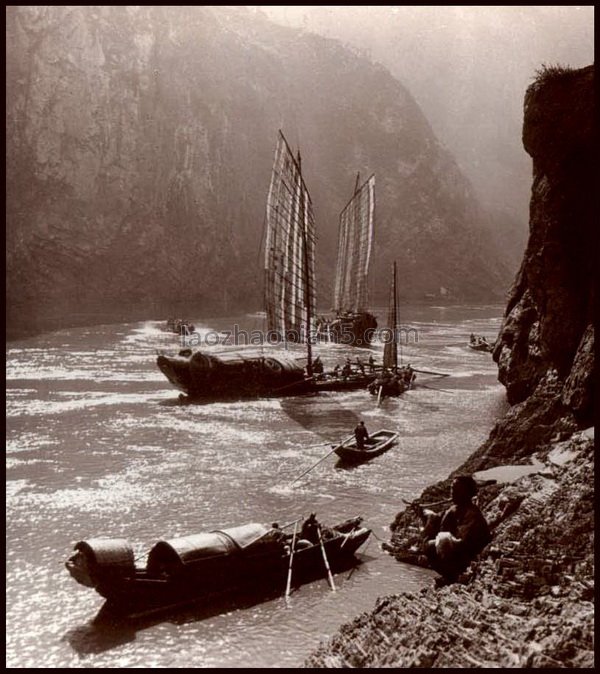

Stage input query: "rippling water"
[{"left": 6, "top": 305, "right": 508, "bottom": 668}]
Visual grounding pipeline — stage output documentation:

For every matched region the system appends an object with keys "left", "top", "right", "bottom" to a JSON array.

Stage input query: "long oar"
[
  {"left": 417, "top": 382, "right": 454, "bottom": 394},
  {"left": 272, "top": 376, "right": 315, "bottom": 394},
  {"left": 317, "top": 525, "right": 336, "bottom": 591},
  {"left": 402, "top": 497, "right": 451, "bottom": 508},
  {"left": 288, "top": 445, "right": 340, "bottom": 486},
  {"left": 285, "top": 520, "right": 299, "bottom": 601},
  {"left": 377, "top": 385, "right": 383, "bottom": 406},
  {"left": 412, "top": 368, "right": 450, "bottom": 377}
]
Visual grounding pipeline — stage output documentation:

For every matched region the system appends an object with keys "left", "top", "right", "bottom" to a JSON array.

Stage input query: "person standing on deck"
[
  {"left": 356, "top": 357, "right": 365, "bottom": 375},
  {"left": 354, "top": 421, "right": 370, "bottom": 449}
]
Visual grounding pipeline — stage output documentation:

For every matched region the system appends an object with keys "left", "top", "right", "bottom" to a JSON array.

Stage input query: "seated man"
[{"left": 415, "top": 475, "right": 491, "bottom": 585}]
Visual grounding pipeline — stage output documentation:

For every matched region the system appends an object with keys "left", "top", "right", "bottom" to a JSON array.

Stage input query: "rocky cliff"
[
  {"left": 304, "top": 64, "right": 595, "bottom": 668},
  {"left": 7, "top": 6, "right": 514, "bottom": 338}
]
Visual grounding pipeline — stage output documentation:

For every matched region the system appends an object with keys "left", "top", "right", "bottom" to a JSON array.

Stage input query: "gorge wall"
[{"left": 7, "top": 6, "right": 515, "bottom": 338}]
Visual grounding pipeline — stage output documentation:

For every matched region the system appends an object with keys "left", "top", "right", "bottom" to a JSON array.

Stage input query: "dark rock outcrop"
[
  {"left": 7, "top": 6, "right": 514, "bottom": 338},
  {"left": 494, "top": 64, "right": 594, "bottom": 412}
]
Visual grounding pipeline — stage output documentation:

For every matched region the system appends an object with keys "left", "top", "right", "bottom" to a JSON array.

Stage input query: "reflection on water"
[{"left": 7, "top": 305, "right": 507, "bottom": 667}]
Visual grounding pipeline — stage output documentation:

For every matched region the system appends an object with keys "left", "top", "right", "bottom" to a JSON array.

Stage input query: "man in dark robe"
[{"left": 354, "top": 421, "right": 370, "bottom": 449}]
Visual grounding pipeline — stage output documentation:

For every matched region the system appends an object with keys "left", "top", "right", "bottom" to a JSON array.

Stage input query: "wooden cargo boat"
[
  {"left": 65, "top": 515, "right": 371, "bottom": 618},
  {"left": 334, "top": 429, "right": 399, "bottom": 463},
  {"left": 157, "top": 348, "right": 377, "bottom": 401},
  {"left": 157, "top": 131, "right": 379, "bottom": 402}
]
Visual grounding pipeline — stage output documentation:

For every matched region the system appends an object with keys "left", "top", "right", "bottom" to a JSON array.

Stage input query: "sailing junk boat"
[
  {"left": 368, "top": 261, "right": 415, "bottom": 398},
  {"left": 156, "top": 131, "right": 376, "bottom": 400},
  {"left": 316, "top": 174, "right": 377, "bottom": 347}
]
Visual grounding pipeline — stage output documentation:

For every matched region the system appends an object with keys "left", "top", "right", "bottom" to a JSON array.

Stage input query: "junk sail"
[
  {"left": 333, "top": 174, "right": 375, "bottom": 315},
  {"left": 264, "top": 131, "right": 316, "bottom": 347},
  {"left": 316, "top": 174, "right": 377, "bottom": 347},
  {"left": 367, "top": 260, "right": 416, "bottom": 399}
]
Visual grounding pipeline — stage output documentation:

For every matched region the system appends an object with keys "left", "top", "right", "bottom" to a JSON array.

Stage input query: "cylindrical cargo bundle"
[{"left": 67, "top": 538, "right": 134, "bottom": 587}]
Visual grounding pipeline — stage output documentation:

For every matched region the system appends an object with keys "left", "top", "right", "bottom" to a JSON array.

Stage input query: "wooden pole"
[
  {"left": 271, "top": 376, "right": 314, "bottom": 393},
  {"left": 417, "top": 383, "right": 453, "bottom": 394},
  {"left": 317, "top": 525, "right": 336, "bottom": 591},
  {"left": 288, "top": 445, "right": 340, "bottom": 486},
  {"left": 377, "top": 385, "right": 383, "bottom": 406},
  {"left": 413, "top": 368, "right": 450, "bottom": 377},
  {"left": 285, "top": 520, "right": 299, "bottom": 601}
]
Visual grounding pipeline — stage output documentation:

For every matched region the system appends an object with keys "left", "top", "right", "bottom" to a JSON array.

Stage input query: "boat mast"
[
  {"left": 297, "top": 149, "right": 313, "bottom": 377},
  {"left": 383, "top": 260, "right": 398, "bottom": 371}
]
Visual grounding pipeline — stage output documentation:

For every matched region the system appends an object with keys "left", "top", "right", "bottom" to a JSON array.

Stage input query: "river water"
[{"left": 6, "top": 305, "right": 507, "bottom": 668}]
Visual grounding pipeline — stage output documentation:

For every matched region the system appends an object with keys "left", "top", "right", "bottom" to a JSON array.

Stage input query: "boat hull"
[
  {"left": 157, "top": 351, "right": 377, "bottom": 400},
  {"left": 468, "top": 342, "right": 493, "bottom": 352},
  {"left": 316, "top": 312, "right": 378, "bottom": 347},
  {"left": 70, "top": 527, "right": 371, "bottom": 619},
  {"left": 335, "top": 430, "right": 399, "bottom": 463}
]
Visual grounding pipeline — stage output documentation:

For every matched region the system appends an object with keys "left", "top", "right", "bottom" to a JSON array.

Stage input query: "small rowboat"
[{"left": 334, "top": 429, "right": 399, "bottom": 463}]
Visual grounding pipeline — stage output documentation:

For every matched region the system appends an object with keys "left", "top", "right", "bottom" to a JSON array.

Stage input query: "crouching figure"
[{"left": 415, "top": 475, "right": 491, "bottom": 586}]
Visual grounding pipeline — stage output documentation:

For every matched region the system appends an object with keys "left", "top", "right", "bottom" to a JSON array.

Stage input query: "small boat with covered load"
[{"left": 65, "top": 514, "right": 371, "bottom": 618}]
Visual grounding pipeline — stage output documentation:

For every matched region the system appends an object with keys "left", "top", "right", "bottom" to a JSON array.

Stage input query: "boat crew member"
[
  {"left": 342, "top": 360, "right": 352, "bottom": 380},
  {"left": 470, "top": 333, "right": 476, "bottom": 344},
  {"left": 354, "top": 421, "right": 370, "bottom": 449},
  {"left": 299, "top": 513, "right": 320, "bottom": 544},
  {"left": 356, "top": 357, "right": 365, "bottom": 375},
  {"left": 332, "top": 364, "right": 340, "bottom": 378},
  {"left": 368, "top": 355, "right": 376, "bottom": 372},
  {"left": 415, "top": 475, "right": 491, "bottom": 586},
  {"left": 312, "top": 356, "right": 324, "bottom": 375}
]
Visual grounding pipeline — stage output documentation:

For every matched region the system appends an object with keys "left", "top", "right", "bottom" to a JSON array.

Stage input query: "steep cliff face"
[
  {"left": 493, "top": 65, "right": 594, "bottom": 418},
  {"left": 7, "top": 6, "right": 513, "bottom": 337}
]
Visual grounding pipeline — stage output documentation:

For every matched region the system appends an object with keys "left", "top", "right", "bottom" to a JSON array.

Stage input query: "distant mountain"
[{"left": 7, "top": 6, "right": 514, "bottom": 337}]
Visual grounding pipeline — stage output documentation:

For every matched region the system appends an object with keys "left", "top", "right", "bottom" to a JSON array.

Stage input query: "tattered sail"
[
  {"left": 333, "top": 174, "right": 375, "bottom": 314},
  {"left": 264, "top": 131, "right": 316, "bottom": 343},
  {"left": 383, "top": 261, "right": 399, "bottom": 370}
]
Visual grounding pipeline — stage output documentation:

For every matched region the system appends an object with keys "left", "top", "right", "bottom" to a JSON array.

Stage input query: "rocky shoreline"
[
  {"left": 305, "top": 429, "right": 593, "bottom": 668},
  {"left": 303, "top": 64, "right": 594, "bottom": 668}
]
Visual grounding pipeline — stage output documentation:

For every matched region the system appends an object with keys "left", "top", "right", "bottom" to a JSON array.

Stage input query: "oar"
[
  {"left": 402, "top": 497, "right": 451, "bottom": 508},
  {"left": 285, "top": 520, "right": 299, "bottom": 601},
  {"left": 413, "top": 368, "right": 450, "bottom": 377},
  {"left": 417, "top": 383, "right": 454, "bottom": 394},
  {"left": 272, "top": 376, "right": 315, "bottom": 393},
  {"left": 377, "top": 385, "right": 383, "bottom": 406},
  {"left": 299, "top": 441, "right": 337, "bottom": 451},
  {"left": 317, "top": 525, "right": 336, "bottom": 591},
  {"left": 288, "top": 445, "right": 340, "bottom": 486}
]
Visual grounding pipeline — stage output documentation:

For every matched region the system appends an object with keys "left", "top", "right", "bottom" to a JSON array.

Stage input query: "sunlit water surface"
[{"left": 6, "top": 305, "right": 507, "bottom": 668}]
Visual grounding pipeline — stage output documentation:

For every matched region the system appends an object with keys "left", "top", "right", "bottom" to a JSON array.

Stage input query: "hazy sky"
[{"left": 257, "top": 6, "right": 594, "bottom": 220}]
